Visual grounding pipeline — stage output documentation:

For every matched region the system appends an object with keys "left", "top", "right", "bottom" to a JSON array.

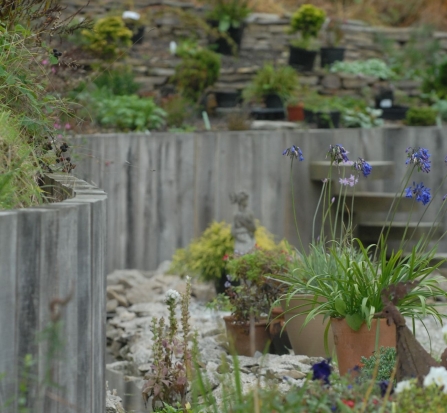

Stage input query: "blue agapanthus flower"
[
  {"left": 311, "top": 359, "right": 332, "bottom": 385},
  {"left": 406, "top": 147, "right": 431, "bottom": 173},
  {"left": 283, "top": 145, "right": 304, "bottom": 161},
  {"left": 405, "top": 182, "right": 431, "bottom": 205},
  {"left": 327, "top": 144, "right": 349, "bottom": 164},
  {"left": 353, "top": 158, "right": 372, "bottom": 177}
]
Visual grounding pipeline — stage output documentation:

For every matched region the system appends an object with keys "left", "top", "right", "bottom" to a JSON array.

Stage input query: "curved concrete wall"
[{"left": 0, "top": 174, "right": 107, "bottom": 413}]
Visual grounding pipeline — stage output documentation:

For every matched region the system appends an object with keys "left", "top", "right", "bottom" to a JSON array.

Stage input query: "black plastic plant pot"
[
  {"left": 214, "top": 91, "right": 242, "bottom": 108},
  {"left": 380, "top": 105, "right": 409, "bottom": 120},
  {"left": 251, "top": 108, "right": 285, "bottom": 121},
  {"left": 208, "top": 20, "right": 245, "bottom": 55},
  {"left": 264, "top": 93, "right": 284, "bottom": 109},
  {"left": 320, "top": 47, "right": 345, "bottom": 68},
  {"left": 375, "top": 89, "right": 394, "bottom": 109},
  {"left": 304, "top": 108, "right": 316, "bottom": 124},
  {"left": 288, "top": 45, "right": 317, "bottom": 72},
  {"left": 316, "top": 110, "right": 341, "bottom": 129},
  {"left": 131, "top": 26, "right": 145, "bottom": 45}
]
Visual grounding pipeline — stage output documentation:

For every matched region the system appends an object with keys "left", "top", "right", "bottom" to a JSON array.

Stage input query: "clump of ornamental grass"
[{"left": 142, "top": 277, "right": 193, "bottom": 411}]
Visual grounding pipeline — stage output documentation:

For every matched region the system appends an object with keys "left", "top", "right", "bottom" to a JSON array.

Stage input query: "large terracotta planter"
[
  {"left": 331, "top": 317, "right": 396, "bottom": 376},
  {"left": 223, "top": 316, "right": 270, "bottom": 356},
  {"left": 281, "top": 295, "right": 334, "bottom": 357}
]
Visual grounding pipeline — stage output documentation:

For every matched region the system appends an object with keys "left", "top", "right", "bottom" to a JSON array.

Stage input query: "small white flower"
[
  {"left": 423, "top": 366, "right": 447, "bottom": 392},
  {"left": 164, "top": 289, "right": 180, "bottom": 303},
  {"left": 186, "top": 275, "right": 191, "bottom": 282},
  {"left": 122, "top": 11, "right": 140, "bottom": 20},
  {"left": 394, "top": 379, "right": 413, "bottom": 394},
  {"left": 169, "top": 41, "right": 177, "bottom": 55}
]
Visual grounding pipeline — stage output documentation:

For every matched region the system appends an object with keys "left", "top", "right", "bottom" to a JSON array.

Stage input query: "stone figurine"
[{"left": 230, "top": 191, "right": 256, "bottom": 255}]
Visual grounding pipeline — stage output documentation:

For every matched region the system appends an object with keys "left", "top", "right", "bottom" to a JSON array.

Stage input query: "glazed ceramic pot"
[{"left": 331, "top": 317, "right": 396, "bottom": 375}]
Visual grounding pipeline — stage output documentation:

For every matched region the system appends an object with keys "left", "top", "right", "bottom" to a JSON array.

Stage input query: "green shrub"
[
  {"left": 93, "top": 94, "right": 166, "bottom": 131},
  {"left": 93, "top": 68, "right": 140, "bottom": 96},
  {"left": 169, "top": 221, "right": 285, "bottom": 282},
  {"left": 289, "top": 4, "right": 326, "bottom": 49},
  {"left": 360, "top": 346, "right": 397, "bottom": 382},
  {"left": 405, "top": 106, "right": 437, "bottom": 126},
  {"left": 204, "top": 0, "right": 250, "bottom": 32},
  {"left": 422, "top": 59, "right": 447, "bottom": 99},
  {"left": 330, "top": 59, "right": 396, "bottom": 80},
  {"left": 173, "top": 47, "right": 221, "bottom": 102},
  {"left": 81, "top": 16, "right": 132, "bottom": 60},
  {"left": 242, "top": 64, "right": 299, "bottom": 103},
  {"left": 161, "top": 95, "right": 195, "bottom": 128}
]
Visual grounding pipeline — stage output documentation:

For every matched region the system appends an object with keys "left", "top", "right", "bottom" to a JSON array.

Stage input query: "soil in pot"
[
  {"left": 316, "top": 110, "right": 341, "bottom": 128},
  {"left": 224, "top": 316, "right": 270, "bottom": 356},
  {"left": 288, "top": 46, "right": 317, "bottom": 72},
  {"left": 331, "top": 318, "right": 396, "bottom": 376},
  {"left": 269, "top": 307, "right": 292, "bottom": 355},
  {"left": 214, "top": 91, "right": 242, "bottom": 108},
  {"left": 208, "top": 21, "right": 245, "bottom": 55},
  {"left": 287, "top": 104, "right": 304, "bottom": 121},
  {"left": 281, "top": 295, "right": 334, "bottom": 357},
  {"left": 320, "top": 47, "right": 345, "bottom": 68}
]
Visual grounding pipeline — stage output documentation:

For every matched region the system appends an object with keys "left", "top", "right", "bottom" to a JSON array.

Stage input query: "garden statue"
[{"left": 230, "top": 191, "right": 256, "bottom": 255}]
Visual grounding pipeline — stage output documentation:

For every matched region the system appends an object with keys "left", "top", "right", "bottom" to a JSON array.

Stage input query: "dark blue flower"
[
  {"left": 283, "top": 145, "right": 304, "bottom": 161},
  {"left": 406, "top": 147, "right": 431, "bottom": 173},
  {"left": 328, "top": 144, "right": 349, "bottom": 164},
  {"left": 311, "top": 359, "right": 332, "bottom": 385},
  {"left": 353, "top": 158, "right": 372, "bottom": 177},
  {"left": 378, "top": 380, "right": 393, "bottom": 397},
  {"left": 405, "top": 182, "right": 431, "bottom": 205}
]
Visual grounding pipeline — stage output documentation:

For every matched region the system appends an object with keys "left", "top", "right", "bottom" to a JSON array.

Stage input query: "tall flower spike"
[
  {"left": 327, "top": 144, "right": 349, "bottom": 164},
  {"left": 405, "top": 182, "right": 431, "bottom": 205},
  {"left": 406, "top": 147, "right": 431, "bottom": 173},
  {"left": 283, "top": 145, "right": 304, "bottom": 161},
  {"left": 353, "top": 158, "right": 372, "bottom": 177}
]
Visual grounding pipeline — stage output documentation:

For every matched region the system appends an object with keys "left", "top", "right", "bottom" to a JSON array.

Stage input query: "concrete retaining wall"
[
  {"left": 73, "top": 127, "right": 447, "bottom": 274},
  {"left": 0, "top": 174, "right": 107, "bottom": 413}
]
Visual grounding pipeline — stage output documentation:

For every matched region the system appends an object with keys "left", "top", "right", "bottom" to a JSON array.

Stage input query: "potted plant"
[
  {"left": 217, "top": 246, "right": 292, "bottom": 356},
  {"left": 285, "top": 94, "right": 305, "bottom": 122},
  {"left": 204, "top": 0, "right": 251, "bottom": 55},
  {"left": 320, "top": 17, "right": 345, "bottom": 68},
  {"left": 279, "top": 144, "right": 447, "bottom": 375},
  {"left": 404, "top": 106, "right": 437, "bottom": 126},
  {"left": 243, "top": 64, "right": 299, "bottom": 118},
  {"left": 305, "top": 95, "right": 343, "bottom": 128},
  {"left": 288, "top": 4, "right": 326, "bottom": 72}
]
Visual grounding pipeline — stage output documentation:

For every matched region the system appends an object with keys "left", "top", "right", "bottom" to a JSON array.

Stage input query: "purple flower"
[
  {"left": 353, "top": 158, "right": 372, "bottom": 177},
  {"left": 378, "top": 380, "right": 393, "bottom": 397},
  {"left": 406, "top": 147, "right": 431, "bottom": 173},
  {"left": 311, "top": 359, "right": 332, "bottom": 385},
  {"left": 328, "top": 144, "right": 349, "bottom": 164},
  {"left": 339, "top": 175, "right": 358, "bottom": 187},
  {"left": 405, "top": 182, "right": 431, "bottom": 205},
  {"left": 283, "top": 145, "right": 304, "bottom": 161}
]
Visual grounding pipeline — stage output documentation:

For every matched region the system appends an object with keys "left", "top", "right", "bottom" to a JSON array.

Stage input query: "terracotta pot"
[
  {"left": 281, "top": 295, "right": 334, "bottom": 357},
  {"left": 269, "top": 307, "right": 291, "bottom": 355},
  {"left": 287, "top": 104, "right": 304, "bottom": 121},
  {"left": 223, "top": 316, "right": 270, "bottom": 356},
  {"left": 331, "top": 317, "right": 396, "bottom": 376}
]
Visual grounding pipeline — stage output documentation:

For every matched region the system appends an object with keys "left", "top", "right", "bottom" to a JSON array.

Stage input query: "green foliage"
[
  {"left": 204, "top": 0, "right": 251, "bottom": 32},
  {"left": 169, "top": 221, "right": 285, "bottom": 282},
  {"left": 360, "top": 347, "right": 397, "bottom": 382},
  {"left": 242, "top": 64, "right": 299, "bottom": 103},
  {"left": 81, "top": 16, "right": 133, "bottom": 61},
  {"left": 395, "top": 382, "right": 447, "bottom": 412},
  {"left": 161, "top": 95, "right": 195, "bottom": 128},
  {"left": 422, "top": 60, "right": 447, "bottom": 99},
  {"left": 405, "top": 106, "right": 437, "bottom": 126},
  {"left": 330, "top": 59, "right": 396, "bottom": 80},
  {"left": 173, "top": 46, "right": 221, "bottom": 102},
  {"left": 142, "top": 280, "right": 192, "bottom": 410},
  {"left": 343, "top": 107, "right": 384, "bottom": 128},
  {"left": 93, "top": 94, "right": 166, "bottom": 131},
  {"left": 93, "top": 67, "right": 140, "bottom": 96},
  {"left": 289, "top": 4, "right": 326, "bottom": 49}
]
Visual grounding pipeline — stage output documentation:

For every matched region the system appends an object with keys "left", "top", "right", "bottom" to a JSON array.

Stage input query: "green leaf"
[
  {"left": 219, "top": 16, "right": 231, "bottom": 32},
  {"left": 345, "top": 313, "right": 363, "bottom": 331},
  {"left": 49, "top": 55, "right": 59, "bottom": 65},
  {"left": 334, "top": 297, "right": 347, "bottom": 316}
]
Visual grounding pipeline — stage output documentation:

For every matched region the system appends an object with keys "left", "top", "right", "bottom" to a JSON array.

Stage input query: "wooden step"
[
  {"left": 310, "top": 161, "right": 394, "bottom": 181},
  {"left": 344, "top": 192, "right": 417, "bottom": 212},
  {"left": 358, "top": 221, "right": 442, "bottom": 242}
]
